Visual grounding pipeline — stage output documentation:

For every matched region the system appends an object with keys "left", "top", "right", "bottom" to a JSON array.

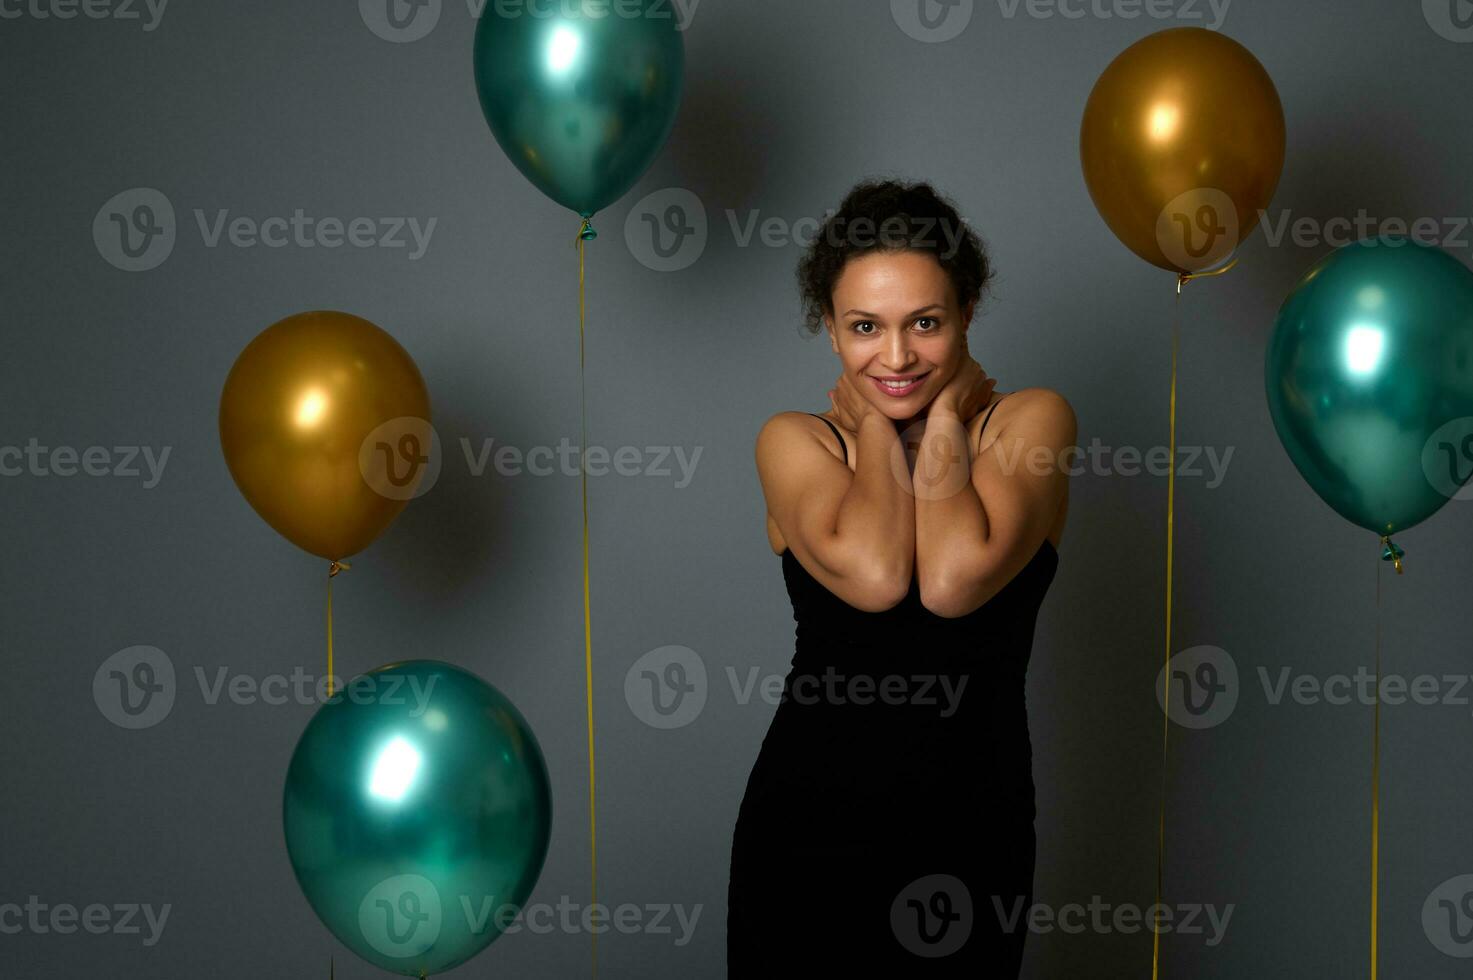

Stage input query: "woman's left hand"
[{"left": 930, "top": 344, "right": 996, "bottom": 421}]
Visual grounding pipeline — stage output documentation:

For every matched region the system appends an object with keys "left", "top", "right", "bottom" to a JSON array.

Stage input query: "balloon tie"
[
  {"left": 1379, "top": 535, "right": 1405, "bottom": 574},
  {"left": 575, "top": 213, "right": 598, "bottom": 242},
  {"left": 326, "top": 560, "right": 350, "bottom": 698},
  {"left": 576, "top": 217, "right": 600, "bottom": 977},
  {"left": 1176, "top": 256, "right": 1240, "bottom": 294}
]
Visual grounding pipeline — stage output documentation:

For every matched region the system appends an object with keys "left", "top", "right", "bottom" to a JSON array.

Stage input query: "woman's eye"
[
  {"left": 914, "top": 317, "right": 939, "bottom": 331},
  {"left": 852, "top": 321, "right": 876, "bottom": 335}
]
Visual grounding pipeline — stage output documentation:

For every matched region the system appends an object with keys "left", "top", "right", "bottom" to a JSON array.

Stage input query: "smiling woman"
[{"left": 727, "top": 179, "right": 1075, "bottom": 975}]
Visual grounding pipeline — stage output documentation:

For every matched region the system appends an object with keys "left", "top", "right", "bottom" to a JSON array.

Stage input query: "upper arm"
[{"left": 755, "top": 412, "right": 909, "bottom": 611}]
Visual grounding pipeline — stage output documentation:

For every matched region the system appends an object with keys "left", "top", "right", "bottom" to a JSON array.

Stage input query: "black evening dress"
[{"left": 727, "top": 398, "right": 1058, "bottom": 976}]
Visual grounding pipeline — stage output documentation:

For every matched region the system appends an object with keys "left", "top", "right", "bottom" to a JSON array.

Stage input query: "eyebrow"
[{"left": 840, "top": 304, "right": 946, "bottom": 318}]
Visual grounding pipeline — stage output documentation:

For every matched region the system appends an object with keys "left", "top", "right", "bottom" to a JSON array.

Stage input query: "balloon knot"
[
  {"left": 329, "top": 560, "right": 351, "bottom": 578},
  {"left": 1178, "top": 256, "right": 1241, "bottom": 292},
  {"left": 576, "top": 215, "right": 598, "bottom": 242},
  {"left": 1379, "top": 535, "right": 1405, "bottom": 574}
]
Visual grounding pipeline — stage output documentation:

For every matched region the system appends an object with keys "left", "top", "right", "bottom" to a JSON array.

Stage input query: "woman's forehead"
[{"left": 832, "top": 252, "right": 956, "bottom": 309}]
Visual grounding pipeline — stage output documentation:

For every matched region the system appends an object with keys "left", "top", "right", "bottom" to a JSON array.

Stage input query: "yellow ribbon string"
[
  {"left": 1370, "top": 535, "right": 1393, "bottom": 979},
  {"left": 575, "top": 215, "right": 599, "bottom": 976},
  {"left": 1152, "top": 277, "right": 1183, "bottom": 978},
  {"left": 326, "top": 560, "right": 349, "bottom": 698},
  {"left": 1152, "top": 259, "right": 1237, "bottom": 978}
]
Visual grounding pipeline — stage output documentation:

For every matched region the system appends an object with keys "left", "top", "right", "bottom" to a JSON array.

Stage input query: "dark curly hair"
[{"left": 796, "top": 179, "right": 994, "bottom": 336}]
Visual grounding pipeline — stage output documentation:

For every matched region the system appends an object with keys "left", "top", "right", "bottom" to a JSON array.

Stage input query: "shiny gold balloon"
[
  {"left": 219, "top": 311, "right": 432, "bottom": 561},
  {"left": 1080, "top": 27, "right": 1286, "bottom": 274}
]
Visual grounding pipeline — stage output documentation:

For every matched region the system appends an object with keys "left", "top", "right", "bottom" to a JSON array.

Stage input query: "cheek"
[
  {"left": 917, "top": 338, "right": 958, "bottom": 370},
  {"left": 834, "top": 341, "right": 867, "bottom": 376}
]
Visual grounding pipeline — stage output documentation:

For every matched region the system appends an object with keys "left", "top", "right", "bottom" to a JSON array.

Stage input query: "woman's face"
[{"left": 825, "top": 249, "right": 973, "bottom": 423}]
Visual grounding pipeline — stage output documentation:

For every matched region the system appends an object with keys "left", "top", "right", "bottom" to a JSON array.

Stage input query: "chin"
[{"left": 869, "top": 392, "right": 934, "bottom": 420}]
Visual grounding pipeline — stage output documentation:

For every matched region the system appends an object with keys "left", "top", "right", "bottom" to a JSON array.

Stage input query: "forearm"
[
  {"left": 913, "top": 409, "right": 990, "bottom": 592},
  {"left": 828, "top": 412, "right": 914, "bottom": 584}
]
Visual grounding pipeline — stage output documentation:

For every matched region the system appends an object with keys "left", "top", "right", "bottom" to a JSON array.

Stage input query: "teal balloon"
[
  {"left": 283, "top": 661, "right": 552, "bottom": 976},
  {"left": 1265, "top": 237, "right": 1473, "bottom": 535},
  {"left": 472, "top": 0, "right": 684, "bottom": 222}
]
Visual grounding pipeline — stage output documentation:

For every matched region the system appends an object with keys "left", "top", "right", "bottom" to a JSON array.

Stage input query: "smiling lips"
[{"left": 868, "top": 370, "right": 931, "bottom": 398}]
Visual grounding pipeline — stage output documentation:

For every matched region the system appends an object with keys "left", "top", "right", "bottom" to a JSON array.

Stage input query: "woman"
[{"left": 727, "top": 179, "right": 1074, "bottom": 976}]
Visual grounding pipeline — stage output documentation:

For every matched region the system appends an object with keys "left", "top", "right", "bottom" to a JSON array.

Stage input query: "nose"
[{"left": 878, "top": 328, "right": 917, "bottom": 372}]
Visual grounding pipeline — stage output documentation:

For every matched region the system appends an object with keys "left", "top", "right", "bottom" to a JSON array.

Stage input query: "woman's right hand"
[{"left": 827, "top": 372, "right": 873, "bottom": 432}]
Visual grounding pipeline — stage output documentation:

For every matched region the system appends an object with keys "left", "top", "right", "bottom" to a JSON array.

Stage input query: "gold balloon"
[
  {"left": 1080, "top": 27, "right": 1286, "bottom": 274},
  {"left": 219, "top": 311, "right": 432, "bottom": 561}
]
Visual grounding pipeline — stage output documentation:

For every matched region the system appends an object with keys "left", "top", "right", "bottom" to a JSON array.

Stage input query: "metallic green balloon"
[
  {"left": 472, "top": 0, "right": 684, "bottom": 223},
  {"left": 1265, "top": 237, "right": 1473, "bottom": 536},
  {"left": 283, "top": 661, "right": 552, "bottom": 976}
]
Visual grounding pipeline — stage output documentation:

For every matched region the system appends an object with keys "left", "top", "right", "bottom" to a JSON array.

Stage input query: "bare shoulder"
[
  {"left": 977, "top": 387, "right": 1076, "bottom": 442},
  {"left": 755, "top": 411, "right": 847, "bottom": 472}
]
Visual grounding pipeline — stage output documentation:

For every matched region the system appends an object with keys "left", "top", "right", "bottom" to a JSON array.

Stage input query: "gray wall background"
[{"left": 4, "top": 0, "right": 1473, "bottom": 976}]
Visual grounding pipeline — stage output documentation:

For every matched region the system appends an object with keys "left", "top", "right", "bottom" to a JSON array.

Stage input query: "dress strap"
[
  {"left": 976, "top": 393, "right": 1010, "bottom": 454},
  {"left": 807, "top": 413, "right": 848, "bottom": 465}
]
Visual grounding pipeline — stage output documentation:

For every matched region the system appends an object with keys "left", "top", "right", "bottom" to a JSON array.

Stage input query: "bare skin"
[{"left": 756, "top": 250, "right": 1076, "bottom": 617}]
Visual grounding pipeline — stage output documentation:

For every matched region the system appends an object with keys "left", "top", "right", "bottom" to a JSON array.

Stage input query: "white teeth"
[{"left": 879, "top": 374, "right": 925, "bottom": 388}]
